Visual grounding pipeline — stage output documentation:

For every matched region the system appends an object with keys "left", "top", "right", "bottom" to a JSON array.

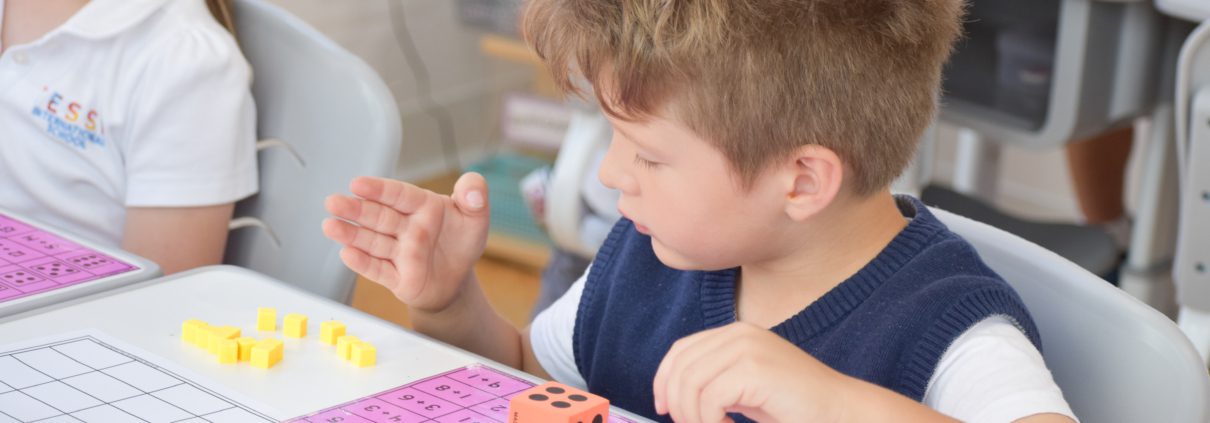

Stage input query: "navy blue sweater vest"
[{"left": 572, "top": 196, "right": 1040, "bottom": 422}]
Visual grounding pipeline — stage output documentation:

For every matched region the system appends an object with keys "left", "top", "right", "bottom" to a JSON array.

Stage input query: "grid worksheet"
[{"left": 0, "top": 333, "right": 274, "bottom": 423}]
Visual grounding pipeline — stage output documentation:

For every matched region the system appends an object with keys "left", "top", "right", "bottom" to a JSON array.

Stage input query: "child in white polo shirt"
[{"left": 0, "top": 0, "right": 258, "bottom": 274}]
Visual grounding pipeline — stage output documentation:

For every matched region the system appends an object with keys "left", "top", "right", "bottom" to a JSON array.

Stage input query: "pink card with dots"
[
  {"left": 0, "top": 210, "right": 159, "bottom": 316},
  {"left": 288, "top": 365, "right": 645, "bottom": 423}
]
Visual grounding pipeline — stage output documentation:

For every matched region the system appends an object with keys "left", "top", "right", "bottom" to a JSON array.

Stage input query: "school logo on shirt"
[{"left": 30, "top": 86, "right": 107, "bottom": 150}]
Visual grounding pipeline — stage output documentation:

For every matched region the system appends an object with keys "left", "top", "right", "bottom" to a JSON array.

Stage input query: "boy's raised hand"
[{"left": 322, "top": 173, "right": 491, "bottom": 313}]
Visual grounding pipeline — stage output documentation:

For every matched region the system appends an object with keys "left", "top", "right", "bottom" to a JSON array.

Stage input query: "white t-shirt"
[
  {"left": 0, "top": 0, "right": 258, "bottom": 246},
  {"left": 531, "top": 270, "right": 1078, "bottom": 422}
]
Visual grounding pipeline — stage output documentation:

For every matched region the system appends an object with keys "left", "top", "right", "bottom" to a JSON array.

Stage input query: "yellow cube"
[
  {"left": 350, "top": 341, "right": 376, "bottom": 367},
  {"left": 191, "top": 322, "right": 212, "bottom": 348},
  {"left": 336, "top": 335, "right": 360, "bottom": 361},
  {"left": 181, "top": 319, "right": 205, "bottom": 345},
  {"left": 320, "top": 321, "right": 346, "bottom": 345},
  {"left": 250, "top": 338, "right": 284, "bottom": 369},
  {"left": 283, "top": 313, "right": 308, "bottom": 338},
  {"left": 209, "top": 326, "right": 241, "bottom": 355},
  {"left": 236, "top": 337, "right": 257, "bottom": 362},
  {"left": 203, "top": 328, "right": 219, "bottom": 354},
  {"left": 217, "top": 339, "right": 239, "bottom": 364},
  {"left": 257, "top": 307, "right": 277, "bottom": 331}
]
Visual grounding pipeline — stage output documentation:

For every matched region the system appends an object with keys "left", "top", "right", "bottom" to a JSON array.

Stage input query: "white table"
[
  {"left": 0, "top": 207, "right": 160, "bottom": 318},
  {"left": 0, "top": 265, "right": 649, "bottom": 422}
]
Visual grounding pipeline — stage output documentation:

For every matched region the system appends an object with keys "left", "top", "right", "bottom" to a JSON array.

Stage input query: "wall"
[
  {"left": 263, "top": 0, "right": 536, "bottom": 182},
  {"left": 931, "top": 123, "right": 1145, "bottom": 223},
  {"left": 261, "top": 1, "right": 1149, "bottom": 224}
]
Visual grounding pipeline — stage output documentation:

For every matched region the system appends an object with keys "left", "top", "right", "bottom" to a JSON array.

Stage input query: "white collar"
[{"left": 56, "top": 0, "right": 173, "bottom": 40}]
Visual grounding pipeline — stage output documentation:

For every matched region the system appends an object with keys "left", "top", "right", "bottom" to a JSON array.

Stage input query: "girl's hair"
[{"left": 206, "top": 0, "right": 237, "bottom": 36}]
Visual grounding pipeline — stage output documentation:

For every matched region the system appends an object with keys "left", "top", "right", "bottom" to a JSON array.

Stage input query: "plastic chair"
[
  {"left": 934, "top": 206, "right": 1210, "bottom": 422},
  {"left": 921, "top": 0, "right": 1170, "bottom": 290},
  {"left": 1159, "top": 0, "right": 1210, "bottom": 364},
  {"left": 545, "top": 109, "right": 617, "bottom": 259},
  {"left": 223, "top": 0, "right": 403, "bottom": 302},
  {"left": 942, "top": 0, "right": 1163, "bottom": 147}
]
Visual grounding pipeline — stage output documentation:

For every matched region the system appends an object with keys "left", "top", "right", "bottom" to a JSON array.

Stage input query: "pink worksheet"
[
  {"left": 0, "top": 212, "right": 137, "bottom": 305},
  {"left": 289, "top": 365, "right": 642, "bottom": 423}
]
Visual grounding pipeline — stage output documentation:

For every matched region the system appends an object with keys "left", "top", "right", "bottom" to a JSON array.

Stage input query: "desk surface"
[
  {"left": 0, "top": 266, "right": 648, "bottom": 422},
  {"left": 0, "top": 208, "right": 160, "bottom": 318}
]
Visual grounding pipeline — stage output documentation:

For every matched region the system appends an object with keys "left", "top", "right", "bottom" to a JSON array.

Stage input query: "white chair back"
[
  {"left": 224, "top": 0, "right": 402, "bottom": 302},
  {"left": 935, "top": 207, "right": 1210, "bottom": 422}
]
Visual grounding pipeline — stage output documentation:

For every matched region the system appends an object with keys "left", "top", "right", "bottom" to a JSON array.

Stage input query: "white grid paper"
[{"left": 0, "top": 332, "right": 275, "bottom": 422}]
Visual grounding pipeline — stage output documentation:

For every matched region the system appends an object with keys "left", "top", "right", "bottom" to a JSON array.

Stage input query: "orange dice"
[{"left": 508, "top": 381, "right": 609, "bottom": 423}]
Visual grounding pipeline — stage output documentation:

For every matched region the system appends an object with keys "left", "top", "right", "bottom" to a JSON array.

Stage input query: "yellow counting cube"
[
  {"left": 217, "top": 339, "right": 239, "bottom": 364},
  {"left": 250, "top": 338, "right": 284, "bottom": 369},
  {"left": 181, "top": 319, "right": 205, "bottom": 345},
  {"left": 236, "top": 337, "right": 257, "bottom": 362},
  {"left": 209, "top": 326, "right": 241, "bottom": 355},
  {"left": 257, "top": 307, "right": 277, "bottom": 331},
  {"left": 336, "top": 335, "right": 360, "bottom": 361},
  {"left": 350, "top": 341, "right": 376, "bottom": 367},
  {"left": 191, "top": 322, "right": 213, "bottom": 348},
  {"left": 284, "top": 313, "right": 307, "bottom": 338},
  {"left": 205, "top": 328, "right": 223, "bottom": 354},
  {"left": 320, "top": 321, "right": 346, "bottom": 345}
]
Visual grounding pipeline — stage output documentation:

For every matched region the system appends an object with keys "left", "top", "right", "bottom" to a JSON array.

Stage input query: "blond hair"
[
  {"left": 206, "top": 0, "right": 237, "bottom": 36},
  {"left": 523, "top": 0, "right": 964, "bottom": 195}
]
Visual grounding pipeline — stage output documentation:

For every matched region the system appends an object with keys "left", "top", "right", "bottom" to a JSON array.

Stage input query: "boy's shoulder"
[{"left": 886, "top": 197, "right": 1010, "bottom": 291}]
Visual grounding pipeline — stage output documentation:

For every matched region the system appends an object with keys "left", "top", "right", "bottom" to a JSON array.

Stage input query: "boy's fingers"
[
  {"left": 348, "top": 176, "right": 387, "bottom": 201},
  {"left": 323, "top": 194, "right": 360, "bottom": 220},
  {"left": 656, "top": 325, "right": 746, "bottom": 418},
  {"left": 338, "top": 246, "right": 398, "bottom": 290},
  {"left": 653, "top": 328, "right": 715, "bottom": 415},
  {"left": 347, "top": 225, "right": 400, "bottom": 260},
  {"left": 323, "top": 217, "right": 400, "bottom": 260},
  {"left": 451, "top": 172, "right": 490, "bottom": 217},
  {"left": 326, "top": 195, "right": 408, "bottom": 236},
  {"left": 352, "top": 176, "right": 432, "bottom": 215},
  {"left": 671, "top": 340, "right": 735, "bottom": 423},
  {"left": 700, "top": 372, "right": 745, "bottom": 423},
  {"left": 669, "top": 331, "right": 743, "bottom": 423},
  {"left": 321, "top": 217, "right": 357, "bottom": 245}
]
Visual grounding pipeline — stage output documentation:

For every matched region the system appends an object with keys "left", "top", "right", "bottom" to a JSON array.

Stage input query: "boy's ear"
[{"left": 783, "top": 145, "right": 843, "bottom": 221}]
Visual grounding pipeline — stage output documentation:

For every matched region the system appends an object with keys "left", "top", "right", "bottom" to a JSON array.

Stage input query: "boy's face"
[{"left": 598, "top": 112, "right": 789, "bottom": 271}]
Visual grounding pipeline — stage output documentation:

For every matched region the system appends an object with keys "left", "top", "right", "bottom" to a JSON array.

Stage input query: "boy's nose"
[{"left": 597, "top": 139, "right": 629, "bottom": 193}]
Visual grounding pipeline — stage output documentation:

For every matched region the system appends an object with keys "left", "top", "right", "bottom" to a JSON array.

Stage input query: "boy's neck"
[{"left": 735, "top": 191, "right": 908, "bottom": 329}]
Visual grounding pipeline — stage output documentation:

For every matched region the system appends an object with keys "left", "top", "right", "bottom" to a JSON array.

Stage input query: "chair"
[
  {"left": 1160, "top": 0, "right": 1210, "bottom": 364},
  {"left": 921, "top": 0, "right": 1168, "bottom": 283},
  {"left": 223, "top": 0, "right": 403, "bottom": 302},
  {"left": 934, "top": 207, "right": 1210, "bottom": 422},
  {"left": 545, "top": 109, "right": 616, "bottom": 259}
]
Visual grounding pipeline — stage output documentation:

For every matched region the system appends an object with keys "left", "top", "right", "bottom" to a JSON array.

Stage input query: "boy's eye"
[{"left": 633, "top": 155, "right": 660, "bottom": 169}]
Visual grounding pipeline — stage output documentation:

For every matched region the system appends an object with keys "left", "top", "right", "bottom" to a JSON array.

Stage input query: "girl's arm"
[{"left": 122, "top": 204, "right": 235, "bottom": 274}]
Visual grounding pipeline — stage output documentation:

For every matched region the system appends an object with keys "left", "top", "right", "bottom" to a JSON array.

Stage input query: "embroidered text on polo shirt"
[{"left": 30, "top": 87, "right": 107, "bottom": 150}]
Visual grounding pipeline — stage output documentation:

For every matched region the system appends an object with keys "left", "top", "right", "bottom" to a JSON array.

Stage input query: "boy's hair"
[{"left": 522, "top": 0, "right": 964, "bottom": 195}]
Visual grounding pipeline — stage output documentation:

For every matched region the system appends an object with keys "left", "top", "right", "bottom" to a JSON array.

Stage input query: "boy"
[{"left": 323, "top": 0, "right": 1076, "bottom": 421}]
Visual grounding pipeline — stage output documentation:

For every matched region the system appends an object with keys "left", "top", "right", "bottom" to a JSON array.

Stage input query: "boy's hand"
[
  {"left": 652, "top": 322, "right": 849, "bottom": 423},
  {"left": 322, "top": 173, "right": 491, "bottom": 313}
]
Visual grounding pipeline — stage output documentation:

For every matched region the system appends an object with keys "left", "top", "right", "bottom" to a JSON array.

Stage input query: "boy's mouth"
[
  {"left": 634, "top": 222, "right": 651, "bottom": 235},
  {"left": 620, "top": 209, "right": 651, "bottom": 235}
]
